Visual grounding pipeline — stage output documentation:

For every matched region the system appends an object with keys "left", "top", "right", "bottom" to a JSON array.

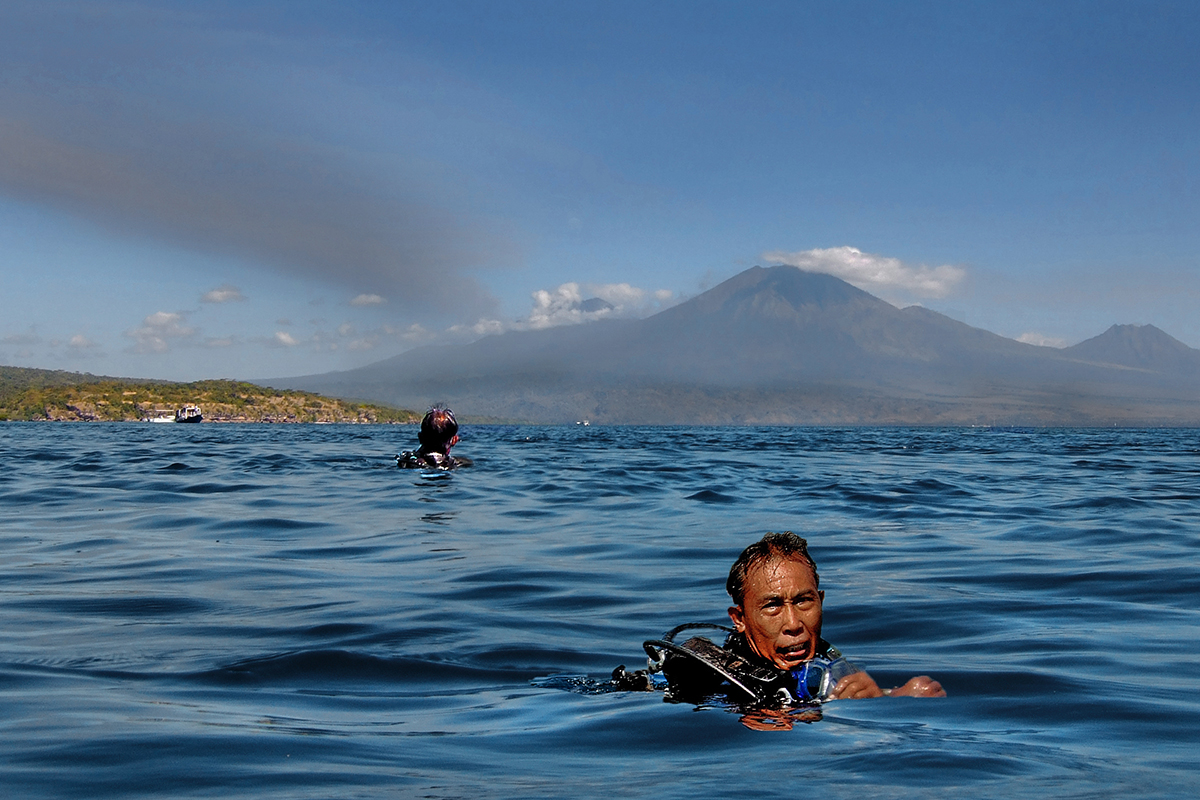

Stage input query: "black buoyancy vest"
[{"left": 643, "top": 623, "right": 853, "bottom": 707}]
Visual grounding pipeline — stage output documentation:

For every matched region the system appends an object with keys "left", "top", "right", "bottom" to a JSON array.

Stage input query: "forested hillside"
[{"left": 0, "top": 367, "right": 417, "bottom": 423}]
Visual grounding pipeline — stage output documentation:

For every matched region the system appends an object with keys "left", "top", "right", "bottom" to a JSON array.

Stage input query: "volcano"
[{"left": 269, "top": 267, "right": 1200, "bottom": 425}]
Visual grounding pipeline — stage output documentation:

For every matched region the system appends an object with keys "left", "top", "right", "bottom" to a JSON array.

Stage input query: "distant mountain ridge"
[
  {"left": 1063, "top": 324, "right": 1200, "bottom": 372},
  {"left": 270, "top": 266, "right": 1200, "bottom": 425}
]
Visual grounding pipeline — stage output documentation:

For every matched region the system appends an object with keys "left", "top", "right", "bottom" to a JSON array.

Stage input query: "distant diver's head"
[
  {"left": 418, "top": 406, "right": 459, "bottom": 453},
  {"left": 727, "top": 532, "right": 824, "bottom": 671}
]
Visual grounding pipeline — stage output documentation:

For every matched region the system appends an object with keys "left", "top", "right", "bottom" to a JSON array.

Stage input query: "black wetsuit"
[
  {"left": 620, "top": 625, "right": 849, "bottom": 707},
  {"left": 664, "top": 631, "right": 838, "bottom": 702},
  {"left": 397, "top": 450, "right": 470, "bottom": 469}
]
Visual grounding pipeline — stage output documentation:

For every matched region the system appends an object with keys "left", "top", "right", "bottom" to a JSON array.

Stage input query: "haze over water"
[{"left": 1, "top": 423, "right": 1197, "bottom": 798}]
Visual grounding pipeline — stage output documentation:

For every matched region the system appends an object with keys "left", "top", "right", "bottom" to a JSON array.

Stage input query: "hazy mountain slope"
[
  {"left": 270, "top": 267, "right": 1200, "bottom": 425},
  {"left": 1063, "top": 324, "right": 1200, "bottom": 374},
  {"left": 622, "top": 268, "right": 1047, "bottom": 386}
]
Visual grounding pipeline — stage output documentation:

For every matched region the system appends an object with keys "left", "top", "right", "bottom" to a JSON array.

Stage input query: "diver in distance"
[
  {"left": 397, "top": 406, "right": 471, "bottom": 470},
  {"left": 616, "top": 532, "right": 945, "bottom": 710}
]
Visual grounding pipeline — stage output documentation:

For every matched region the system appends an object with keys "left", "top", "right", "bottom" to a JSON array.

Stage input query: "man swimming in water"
[
  {"left": 724, "top": 532, "right": 943, "bottom": 699},
  {"left": 623, "top": 532, "right": 944, "bottom": 704},
  {"left": 397, "top": 406, "right": 471, "bottom": 469}
]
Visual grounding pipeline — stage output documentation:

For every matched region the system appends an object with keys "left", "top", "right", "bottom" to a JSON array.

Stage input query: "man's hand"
[
  {"left": 886, "top": 675, "right": 946, "bottom": 697},
  {"left": 830, "top": 672, "right": 947, "bottom": 699},
  {"left": 829, "top": 671, "right": 885, "bottom": 699}
]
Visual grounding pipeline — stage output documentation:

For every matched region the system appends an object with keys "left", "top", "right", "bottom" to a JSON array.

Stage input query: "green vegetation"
[{"left": 0, "top": 366, "right": 419, "bottom": 424}]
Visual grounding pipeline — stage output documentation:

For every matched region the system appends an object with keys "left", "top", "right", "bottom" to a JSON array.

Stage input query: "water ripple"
[{"left": 0, "top": 423, "right": 1198, "bottom": 798}]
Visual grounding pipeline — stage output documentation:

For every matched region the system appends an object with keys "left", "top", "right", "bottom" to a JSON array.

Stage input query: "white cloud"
[
  {"left": 437, "top": 281, "right": 678, "bottom": 342},
  {"left": 527, "top": 283, "right": 587, "bottom": 329},
  {"left": 67, "top": 334, "right": 99, "bottom": 350},
  {"left": 394, "top": 323, "right": 438, "bottom": 343},
  {"left": 125, "top": 311, "right": 196, "bottom": 353},
  {"left": 446, "top": 318, "right": 507, "bottom": 339},
  {"left": 589, "top": 283, "right": 643, "bottom": 307},
  {"left": 470, "top": 318, "right": 506, "bottom": 336},
  {"left": 273, "top": 331, "right": 299, "bottom": 347},
  {"left": 763, "top": 246, "right": 965, "bottom": 300},
  {"left": 335, "top": 282, "right": 676, "bottom": 357},
  {"left": 201, "top": 284, "right": 246, "bottom": 303},
  {"left": 1017, "top": 332, "right": 1068, "bottom": 348},
  {"left": 524, "top": 281, "right": 676, "bottom": 330},
  {"left": 350, "top": 293, "right": 386, "bottom": 306}
]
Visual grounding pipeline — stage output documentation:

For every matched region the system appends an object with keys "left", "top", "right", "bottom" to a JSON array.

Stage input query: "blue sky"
[{"left": 2, "top": 1, "right": 1198, "bottom": 381}]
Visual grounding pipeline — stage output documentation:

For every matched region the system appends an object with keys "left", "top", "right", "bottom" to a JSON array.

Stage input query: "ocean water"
[{"left": 1, "top": 423, "right": 1198, "bottom": 799}]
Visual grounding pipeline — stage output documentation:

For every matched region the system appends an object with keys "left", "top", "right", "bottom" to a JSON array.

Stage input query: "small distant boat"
[{"left": 175, "top": 405, "right": 203, "bottom": 423}]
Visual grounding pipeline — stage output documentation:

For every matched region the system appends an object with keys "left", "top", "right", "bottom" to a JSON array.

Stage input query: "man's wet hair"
[
  {"left": 726, "top": 532, "right": 820, "bottom": 606},
  {"left": 418, "top": 406, "right": 458, "bottom": 452}
]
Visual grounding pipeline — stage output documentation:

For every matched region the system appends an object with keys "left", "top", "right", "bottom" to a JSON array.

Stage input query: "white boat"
[{"left": 145, "top": 405, "right": 203, "bottom": 423}]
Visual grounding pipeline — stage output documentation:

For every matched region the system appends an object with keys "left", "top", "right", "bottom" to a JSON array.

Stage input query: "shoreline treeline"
[{"left": 0, "top": 367, "right": 417, "bottom": 423}]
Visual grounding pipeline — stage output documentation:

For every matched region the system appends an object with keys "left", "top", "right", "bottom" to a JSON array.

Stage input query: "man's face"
[{"left": 728, "top": 557, "right": 824, "bottom": 671}]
